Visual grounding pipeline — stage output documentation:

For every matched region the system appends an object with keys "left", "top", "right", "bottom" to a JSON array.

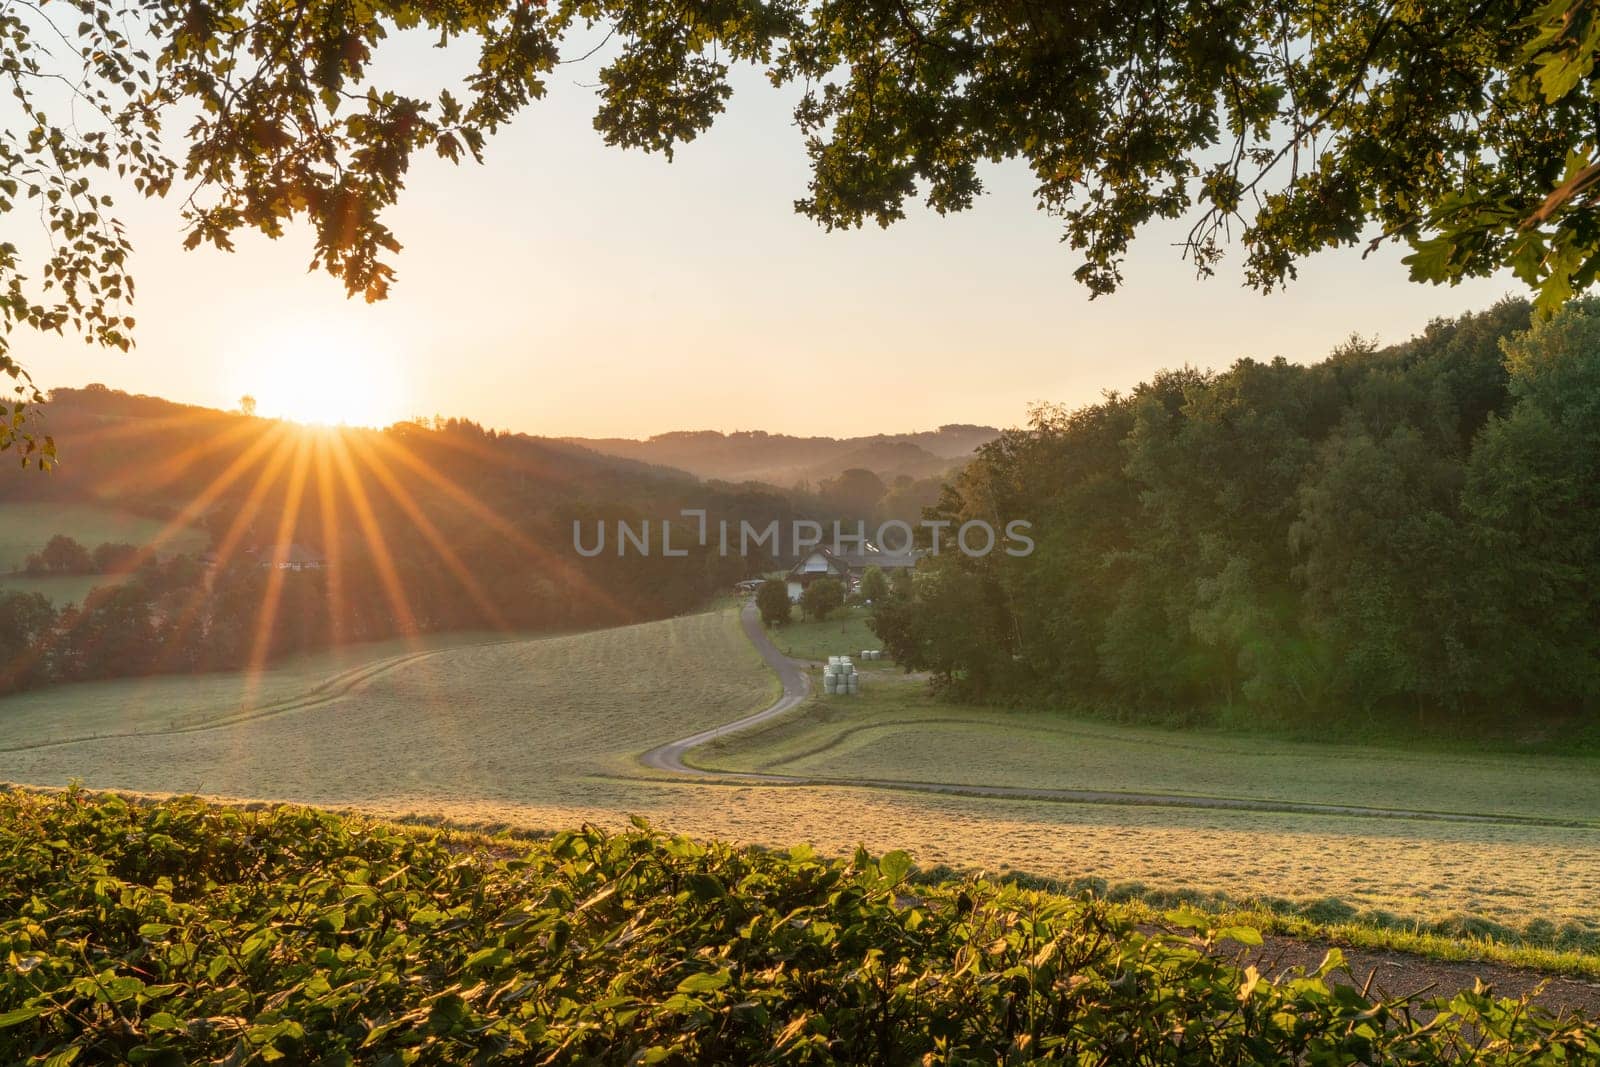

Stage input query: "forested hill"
[
  {"left": 7, "top": 386, "right": 695, "bottom": 509},
  {"left": 0, "top": 387, "right": 809, "bottom": 692},
  {"left": 563, "top": 425, "right": 999, "bottom": 485},
  {"left": 874, "top": 299, "right": 1600, "bottom": 737}
]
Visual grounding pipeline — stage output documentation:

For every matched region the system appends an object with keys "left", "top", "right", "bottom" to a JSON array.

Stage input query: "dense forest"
[{"left": 873, "top": 300, "right": 1600, "bottom": 736}]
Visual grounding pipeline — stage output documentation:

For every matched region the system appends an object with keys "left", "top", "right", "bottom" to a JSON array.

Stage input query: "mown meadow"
[
  {"left": 696, "top": 663, "right": 1600, "bottom": 826},
  {"left": 3, "top": 605, "right": 1599, "bottom": 970}
]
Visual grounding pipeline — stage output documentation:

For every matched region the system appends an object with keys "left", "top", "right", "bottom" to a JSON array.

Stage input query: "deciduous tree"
[
  {"left": 38, "top": 535, "right": 92, "bottom": 576},
  {"left": 756, "top": 578, "right": 792, "bottom": 627},
  {"left": 800, "top": 577, "right": 844, "bottom": 621},
  {"left": 858, "top": 566, "right": 888, "bottom": 603}
]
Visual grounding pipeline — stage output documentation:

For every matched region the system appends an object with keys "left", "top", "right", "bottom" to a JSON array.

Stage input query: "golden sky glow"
[
  {"left": 232, "top": 319, "right": 411, "bottom": 428},
  {"left": 18, "top": 36, "right": 1520, "bottom": 439}
]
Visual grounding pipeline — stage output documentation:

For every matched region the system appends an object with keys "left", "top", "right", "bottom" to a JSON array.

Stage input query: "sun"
[{"left": 237, "top": 321, "right": 408, "bottom": 428}]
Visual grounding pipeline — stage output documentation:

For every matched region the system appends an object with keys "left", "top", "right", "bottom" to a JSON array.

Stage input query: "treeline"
[
  {"left": 16, "top": 534, "right": 140, "bottom": 577},
  {"left": 874, "top": 300, "right": 1599, "bottom": 735},
  {"left": 796, "top": 467, "right": 949, "bottom": 529}
]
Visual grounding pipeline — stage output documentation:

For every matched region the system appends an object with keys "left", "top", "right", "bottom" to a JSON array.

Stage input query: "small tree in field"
[
  {"left": 858, "top": 566, "right": 889, "bottom": 603},
  {"left": 756, "top": 579, "right": 792, "bottom": 627},
  {"left": 40, "top": 535, "right": 93, "bottom": 575},
  {"left": 801, "top": 578, "right": 845, "bottom": 622}
]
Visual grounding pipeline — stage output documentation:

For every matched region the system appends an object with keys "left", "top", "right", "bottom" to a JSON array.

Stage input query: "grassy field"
[
  {"left": 4, "top": 605, "right": 1600, "bottom": 958},
  {"left": 694, "top": 673, "right": 1600, "bottom": 825},
  {"left": 766, "top": 606, "right": 888, "bottom": 665},
  {"left": 0, "top": 630, "right": 520, "bottom": 747},
  {"left": 0, "top": 571, "right": 133, "bottom": 607},
  {"left": 0, "top": 502, "right": 207, "bottom": 571},
  {"left": 0, "top": 609, "right": 777, "bottom": 820}
]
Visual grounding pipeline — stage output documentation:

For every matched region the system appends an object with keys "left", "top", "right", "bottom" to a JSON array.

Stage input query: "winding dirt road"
[
  {"left": 638, "top": 600, "right": 811, "bottom": 777},
  {"left": 636, "top": 601, "right": 1597, "bottom": 832}
]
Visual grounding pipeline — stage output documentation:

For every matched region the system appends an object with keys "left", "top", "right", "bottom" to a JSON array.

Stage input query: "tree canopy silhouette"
[{"left": 8, "top": 1, "right": 1600, "bottom": 455}]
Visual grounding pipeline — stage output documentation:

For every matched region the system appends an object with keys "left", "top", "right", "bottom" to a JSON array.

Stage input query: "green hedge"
[{"left": 2, "top": 789, "right": 1595, "bottom": 1064}]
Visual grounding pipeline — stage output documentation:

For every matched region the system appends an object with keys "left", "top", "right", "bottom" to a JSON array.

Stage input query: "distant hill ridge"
[{"left": 561, "top": 424, "right": 1000, "bottom": 484}]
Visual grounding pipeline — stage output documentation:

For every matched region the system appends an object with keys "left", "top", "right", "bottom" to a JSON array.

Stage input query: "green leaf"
[
  {"left": 878, "top": 850, "right": 913, "bottom": 884},
  {"left": 0, "top": 1005, "right": 43, "bottom": 1028},
  {"left": 463, "top": 946, "right": 510, "bottom": 972},
  {"left": 1217, "top": 926, "right": 1263, "bottom": 947},
  {"left": 676, "top": 969, "right": 731, "bottom": 994},
  {"left": 684, "top": 873, "right": 727, "bottom": 900},
  {"left": 1163, "top": 908, "right": 1211, "bottom": 932}
]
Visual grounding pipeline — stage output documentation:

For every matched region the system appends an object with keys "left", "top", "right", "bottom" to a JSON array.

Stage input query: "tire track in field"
[
  {"left": 636, "top": 602, "right": 1600, "bottom": 832},
  {"left": 0, "top": 636, "right": 528, "bottom": 754}
]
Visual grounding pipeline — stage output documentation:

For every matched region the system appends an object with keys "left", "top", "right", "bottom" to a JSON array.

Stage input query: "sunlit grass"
[
  {"left": 0, "top": 631, "right": 514, "bottom": 747},
  {"left": 0, "top": 608, "right": 773, "bottom": 812}
]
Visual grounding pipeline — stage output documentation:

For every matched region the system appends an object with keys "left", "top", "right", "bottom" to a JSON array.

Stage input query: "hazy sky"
[{"left": 18, "top": 32, "right": 1515, "bottom": 438}]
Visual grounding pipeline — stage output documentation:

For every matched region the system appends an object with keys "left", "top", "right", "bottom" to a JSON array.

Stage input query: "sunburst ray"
[{"left": 344, "top": 433, "right": 508, "bottom": 630}]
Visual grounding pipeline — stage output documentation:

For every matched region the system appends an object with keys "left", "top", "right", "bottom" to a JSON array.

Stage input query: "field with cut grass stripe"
[{"left": 5, "top": 605, "right": 1600, "bottom": 945}]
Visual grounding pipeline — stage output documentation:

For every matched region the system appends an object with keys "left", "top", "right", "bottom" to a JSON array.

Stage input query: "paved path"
[
  {"left": 638, "top": 600, "right": 811, "bottom": 776},
  {"left": 636, "top": 603, "right": 1596, "bottom": 831}
]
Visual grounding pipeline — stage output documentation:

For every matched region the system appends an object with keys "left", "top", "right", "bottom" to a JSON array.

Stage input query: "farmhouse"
[{"left": 785, "top": 543, "right": 919, "bottom": 601}]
